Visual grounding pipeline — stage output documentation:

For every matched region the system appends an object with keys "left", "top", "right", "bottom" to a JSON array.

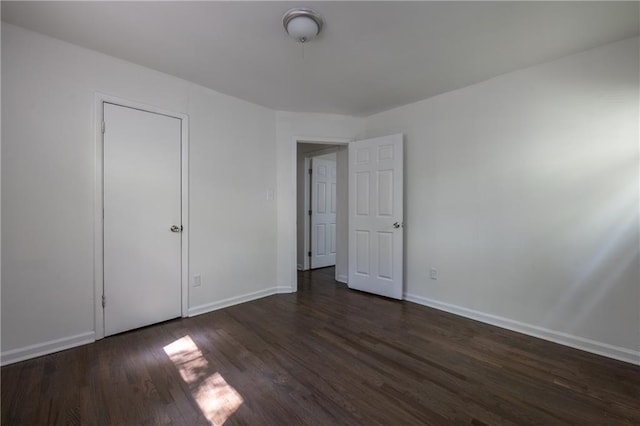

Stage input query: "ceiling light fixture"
[{"left": 282, "top": 7, "right": 323, "bottom": 43}]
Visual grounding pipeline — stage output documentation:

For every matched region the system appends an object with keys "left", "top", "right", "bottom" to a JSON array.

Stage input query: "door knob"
[
  {"left": 170, "top": 225, "right": 182, "bottom": 232},
  {"left": 393, "top": 222, "right": 401, "bottom": 229}
]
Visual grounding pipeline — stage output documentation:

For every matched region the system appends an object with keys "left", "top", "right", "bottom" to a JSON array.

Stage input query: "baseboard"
[
  {"left": 297, "top": 264, "right": 303, "bottom": 271},
  {"left": 1, "top": 331, "right": 96, "bottom": 366},
  {"left": 336, "top": 274, "right": 348, "bottom": 284},
  {"left": 276, "top": 286, "right": 294, "bottom": 294},
  {"left": 404, "top": 293, "right": 640, "bottom": 366},
  {"left": 189, "top": 287, "right": 280, "bottom": 317}
]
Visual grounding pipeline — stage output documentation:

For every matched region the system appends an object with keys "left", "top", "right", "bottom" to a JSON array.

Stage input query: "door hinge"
[
  {"left": 101, "top": 121, "right": 105, "bottom": 134},
  {"left": 101, "top": 294, "right": 106, "bottom": 308},
  {"left": 308, "top": 251, "right": 312, "bottom": 257},
  {"left": 308, "top": 210, "right": 312, "bottom": 216}
]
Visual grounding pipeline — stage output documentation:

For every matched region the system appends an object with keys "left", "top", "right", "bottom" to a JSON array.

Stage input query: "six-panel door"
[
  {"left": 348, "top": 134, "right": 403, "bottom": 299},
  {"left": 311, "top": 156, "right": 337, "bottom": 269}
]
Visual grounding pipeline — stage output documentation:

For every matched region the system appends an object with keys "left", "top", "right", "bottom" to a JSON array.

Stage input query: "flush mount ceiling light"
[{"left": 282, "top": 7, "right": 323, "bottom": 43}]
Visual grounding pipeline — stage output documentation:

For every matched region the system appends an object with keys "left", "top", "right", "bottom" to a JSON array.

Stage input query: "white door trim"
[
  {"left": 94, "top": 93, "right": 189, "bottom": 340},
  {"left": 303, "top": 156, "right": 312, "bottom": 271},
  {"left": 291, "top": 137, "right": 350, "bottom": 292}
]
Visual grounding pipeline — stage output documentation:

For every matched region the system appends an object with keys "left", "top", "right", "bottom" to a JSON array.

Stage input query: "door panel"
[
  {"left": 356, "top": 172, "right": 370, "bottom": 215},
  {"left": 311, "top": 157, "right": 337, "bottom": 268},
  {"left": 349, "top": 134, "right": 403, "bottom": 299},
  {"left": 103, "top": 103, "right": 182, "bottom": 336},
  {"left": 378, "top": 231, "right": 394, "bottom": 279},
  {"left": 356, "top": 231, "right": 370, "bottom": 275},
  {"left": 377, "top": 170, "right": 394, "bottom": 216}
]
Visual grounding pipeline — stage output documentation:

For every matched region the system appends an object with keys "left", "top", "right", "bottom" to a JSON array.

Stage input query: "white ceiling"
[{"left": 2, "top": 1, "right": 638, "bottom": 116}]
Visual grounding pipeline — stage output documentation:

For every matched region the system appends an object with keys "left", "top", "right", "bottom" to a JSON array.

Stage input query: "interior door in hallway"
[
  {"left": 103, "top": 103, "right": 182, "bottom": 336},
  {"left": 311, "top": 156, "right": 337, "bottom": 269}
]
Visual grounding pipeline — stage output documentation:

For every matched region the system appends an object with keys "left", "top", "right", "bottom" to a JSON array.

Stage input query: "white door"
[
  {"left": 103, "top": 103, "right": 182, "bottom": 336},
  {"left": 311, "top": 157, "right": 337, "bottom": 268},
  {"left": 348, "top": 134, "right": 403, "bottom": 299}
]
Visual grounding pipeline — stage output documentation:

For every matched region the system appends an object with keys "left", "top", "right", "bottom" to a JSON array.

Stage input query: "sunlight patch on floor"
[{"left": 164, "top": 336, "right": 243, "bottom": 425}]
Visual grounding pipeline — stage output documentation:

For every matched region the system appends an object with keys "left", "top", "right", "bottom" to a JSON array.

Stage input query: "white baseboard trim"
[
  {"left": 297, "top": 264, "right": 303, "bottom": 271},
  {"left": 404, "top": 293, "right": 640, "bottom": 366},
  {"left": 1, "top": 331, "right": 96, "bottom": 366},
  {"left": 188, "top": 287, "right": 279, "bottom": 317},
  {"left": 276, "top": 286, "right": 294, "bottom": 294},
  {"left": 336, "top": 274, "right": 348, "bottom": 284}
]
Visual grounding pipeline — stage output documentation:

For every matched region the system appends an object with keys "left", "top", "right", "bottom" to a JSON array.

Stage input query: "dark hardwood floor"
[{"left": 2, "top": 266, "right": 639, "bottom": 425}]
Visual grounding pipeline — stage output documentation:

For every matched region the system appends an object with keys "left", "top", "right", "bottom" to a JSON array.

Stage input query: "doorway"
[
  {"left": 292, "top": 134, "right": 405, "bottom": 299},
  {"left": 296, "top": 141, "right": 348, "bottom": 283},
  {"left": 94, "top": 94, "right": 189, "bottom": 340}
]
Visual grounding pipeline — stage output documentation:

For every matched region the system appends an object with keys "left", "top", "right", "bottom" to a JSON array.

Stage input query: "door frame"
[
  {"left": 302, "top": 156, "right": 311, "bottom": 271},
  {"left": 292, "top": 137, "right": 350, "bottom": 291},
  {"left": 93, "top": 93, "right": 189, "bottom": 340}
]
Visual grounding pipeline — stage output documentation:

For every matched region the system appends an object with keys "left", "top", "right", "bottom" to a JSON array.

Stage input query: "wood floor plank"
[{"left": 2, "top": 266, "right": 639, "bottom": 425}]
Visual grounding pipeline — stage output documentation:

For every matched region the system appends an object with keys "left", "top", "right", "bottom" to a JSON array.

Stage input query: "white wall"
[
  {"left": 365, "top": 37, "right": 640, "bottom": 363},
  {"left": 185, "top": 83, "right": 277, "bottom": 314},
  {"left": 275, "top": 112, "right": 364, "bottom": 290},
  {"left": 1, "top": 24, "right": 277, "bottom": 362}
]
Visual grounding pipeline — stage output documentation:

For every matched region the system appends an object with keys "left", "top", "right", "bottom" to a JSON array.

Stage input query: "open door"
[
  {"left": 310, "top": 156, "right": 337, "bottom": 269},
  {"left": 348, "top": 134, "right": 403, "bottom": 299}
]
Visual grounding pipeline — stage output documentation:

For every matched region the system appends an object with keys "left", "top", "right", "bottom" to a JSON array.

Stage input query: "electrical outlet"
[
  {"left": 430, "top": 268, "right": 438, "bottom": 280},
  {"left": 193, "top": 274, "right": 202, "bottom": 287}
]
